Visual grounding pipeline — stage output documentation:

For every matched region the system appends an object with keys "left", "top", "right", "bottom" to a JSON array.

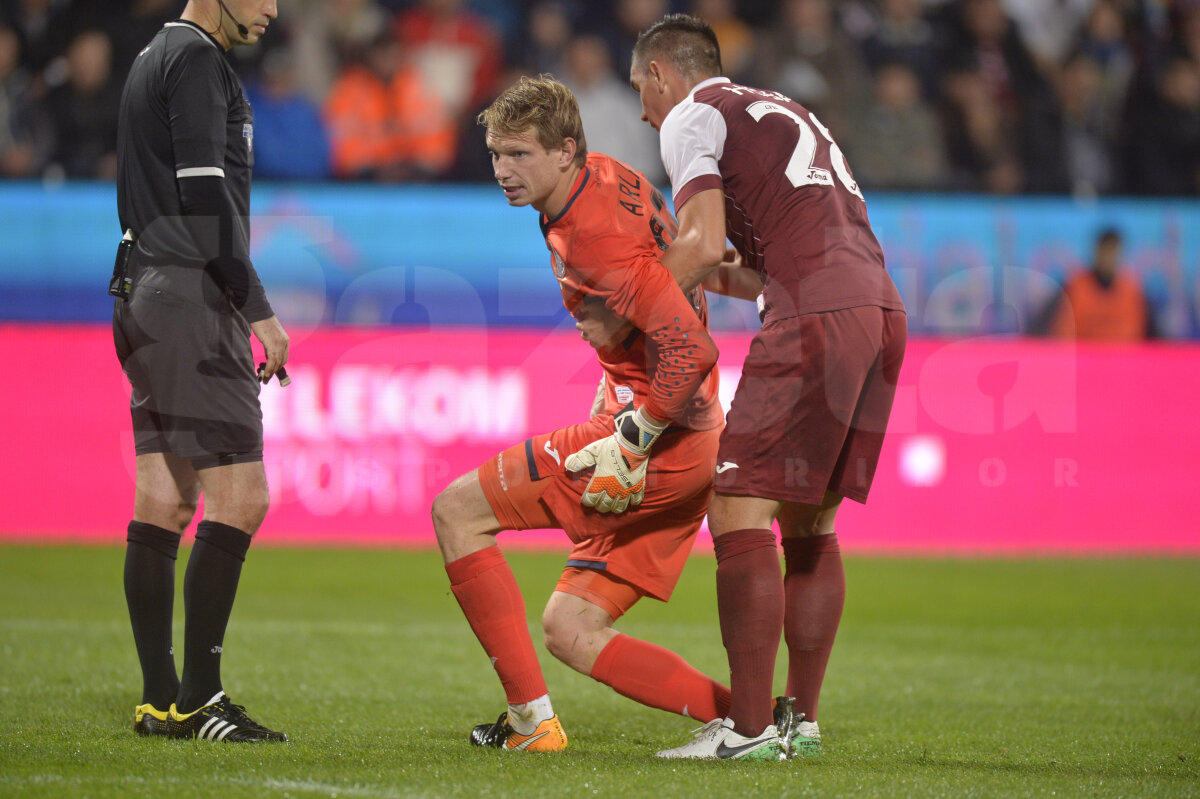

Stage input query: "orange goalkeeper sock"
[
  {"left": 590, "top": 633, "right": 731, "bottom": 721},
  {"left": 446, "top": 545, "right": 547, "bottom": 704}
]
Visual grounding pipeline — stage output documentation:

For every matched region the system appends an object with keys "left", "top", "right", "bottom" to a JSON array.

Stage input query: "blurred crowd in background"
[{"left": 2, "top": 0, "right": 1200, "bottom": 196}]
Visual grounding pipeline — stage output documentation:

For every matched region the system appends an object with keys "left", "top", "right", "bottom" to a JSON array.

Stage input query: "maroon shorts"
[{"left": 715, "top": 306, "right": 906, "bottom": 504}]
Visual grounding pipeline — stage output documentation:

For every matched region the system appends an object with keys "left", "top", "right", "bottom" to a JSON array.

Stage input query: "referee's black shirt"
[{"left": 116, "top": 20, "right": 271, "bottom": 321}]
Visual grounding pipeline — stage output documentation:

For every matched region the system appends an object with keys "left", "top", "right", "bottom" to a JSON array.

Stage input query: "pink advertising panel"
[{"left": 2, "top": 324, "right": 1197, "bottom": 554}]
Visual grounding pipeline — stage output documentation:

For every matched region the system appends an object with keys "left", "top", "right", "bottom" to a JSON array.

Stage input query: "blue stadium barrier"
[{"left": 1, "top": 181, "right": 1196, "bottom": 337}]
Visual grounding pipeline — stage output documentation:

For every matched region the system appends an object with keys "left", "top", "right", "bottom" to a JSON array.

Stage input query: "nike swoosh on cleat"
[
  {"left": 714, "top": 738, "right": 774, "bottom": 759},
  {"left": 508, "top": 730, "right": 550, "bottom": 750}
]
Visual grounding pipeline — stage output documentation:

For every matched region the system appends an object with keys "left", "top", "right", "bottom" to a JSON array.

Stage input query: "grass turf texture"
[{"left": 0, "top": 545, "right": 1197, "bottom": 798}]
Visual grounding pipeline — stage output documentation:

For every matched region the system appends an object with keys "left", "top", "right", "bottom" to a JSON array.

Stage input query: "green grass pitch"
[{"left": 0, "top": 544, "right": 1197, "bottom": 798}]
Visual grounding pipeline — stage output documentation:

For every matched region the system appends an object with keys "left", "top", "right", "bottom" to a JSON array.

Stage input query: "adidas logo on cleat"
[
  {"left": 197, "top": 716, "right": 242, "bottom": 741},
  {"left": 169, "top": 692, "right": 287, "bottom": 743}
]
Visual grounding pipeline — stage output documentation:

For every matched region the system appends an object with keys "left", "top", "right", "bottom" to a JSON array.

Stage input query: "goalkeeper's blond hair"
[{"left": 478, "top": 75, "right": 588, "bottom": 167}]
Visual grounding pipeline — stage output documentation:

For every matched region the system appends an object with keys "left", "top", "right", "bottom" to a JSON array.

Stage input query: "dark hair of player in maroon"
[{"left": 632, "top": 13, "right": 723, "bottom": 80}]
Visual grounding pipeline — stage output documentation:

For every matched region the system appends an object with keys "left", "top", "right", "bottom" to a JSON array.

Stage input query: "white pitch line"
[{"left": 0, "top": 774, "right": 436, "bottom": 799}]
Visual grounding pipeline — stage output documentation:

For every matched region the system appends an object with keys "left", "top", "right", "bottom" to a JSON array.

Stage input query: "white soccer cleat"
[{"left": 655, "top": 717, "right": 786, "bottom": 761}]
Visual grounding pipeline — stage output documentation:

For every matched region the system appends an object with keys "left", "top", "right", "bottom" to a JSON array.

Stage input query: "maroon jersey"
[{"left": 660, "top": 77, "right": 904, "bottom": 321}]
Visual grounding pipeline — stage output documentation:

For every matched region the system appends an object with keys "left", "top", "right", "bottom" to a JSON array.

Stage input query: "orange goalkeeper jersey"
[{"left": 540, "top": 152, "right": 721, "bottom": 431}]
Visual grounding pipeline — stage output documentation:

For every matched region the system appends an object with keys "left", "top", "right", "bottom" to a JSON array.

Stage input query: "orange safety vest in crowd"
[
  {"left": 324, "top": 65, "right": 455, "bottom": 178},
  {"left": 1050, "top": 271, "right": 1147, "bottom": 341}
]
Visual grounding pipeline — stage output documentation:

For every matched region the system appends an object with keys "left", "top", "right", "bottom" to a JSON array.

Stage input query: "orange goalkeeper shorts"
[{"left": 478, "top": 413, "right": 720, "bottom": 601}]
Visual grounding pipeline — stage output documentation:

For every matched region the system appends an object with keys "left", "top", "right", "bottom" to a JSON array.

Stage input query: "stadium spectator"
[
  {"left": 746, "top": 0, "right": 871, "bottom": 140},
  {"left": 1, "top": 0, "right": 72, "bottom": 74},
  {"left": 1001, "top": 0, "right": 1096, "bottom": 74},
  {"left": 859, "top": 0, "right": 942, "bottom": 100},
  {"left": 588, "top": 0, "right": 669, "bottom": 81},
  {"left": 507, "top": 0, "right": 574, "bottom": 76},
  {"left": 0, "top": 0, "right": 1193, "bottom": 196},
  {"left": 454, "top": 0, "right": 520, "bottom": 43},
  {"left": 1168, "top": 2, "right": 1200, "bottom": 65},
  {"left": 1041, "top": 52, "right": 1116, "bottom": 196},
  {"left": 41, "top": 28, "right": 119, "bottom": 178},
  {"left": 393, "top": 0, "right": 504, "bottom": 123},
  {"left": 285, "top": 0, "right": 389, "bottom": 104},
  {"left": 846, "top": 61, "right": 949, "bottom": 190},
  {"left": 560, "top": 33, "right": 664, "bottom": 185},
  {"left": 245, "top": 48, "right": 331, "bottom": 180},
  {"left": 1046, "top": 228, "right": 1156, "bottom": 340},
  {"left": 690, "top": 0, "right": 755, "bottom": 81},
  {"left": 1128, "top": 56, "right": 1200, "bottom": 195},
  {"left": 1073, "top": 0, "right": 1135, "bottom": 141},
  {"left": 0, "top": 23, "right": 48, "bottom": 177},
  {"left": 942, "top": 0, "right": 1056, "bottom": 191},
  {"left": 324, "top": 32, "right": 455, "bottom": 180},
  {"left": 941, "top": 65, "right": 1025, "bottom": 192}
]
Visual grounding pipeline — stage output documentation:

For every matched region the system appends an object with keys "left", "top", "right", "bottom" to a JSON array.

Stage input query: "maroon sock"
[
  {"left": 714, "top": 528, "right": 782, "bottom": 737},
  {"left": 782, "top": 534, "right": 845, "bottom": 722}
]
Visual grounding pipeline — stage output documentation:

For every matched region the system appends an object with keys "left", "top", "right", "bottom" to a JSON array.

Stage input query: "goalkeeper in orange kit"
[{"left": 430, "top": 75, "right": 728, "bottom": 752}]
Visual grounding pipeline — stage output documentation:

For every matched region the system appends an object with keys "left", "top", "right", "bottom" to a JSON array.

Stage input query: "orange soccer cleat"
[{"left": 469, "top": 711, "right": 568, "bottom": 752}]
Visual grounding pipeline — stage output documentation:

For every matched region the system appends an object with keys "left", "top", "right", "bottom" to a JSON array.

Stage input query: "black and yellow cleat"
[
  {"left": 134, "top": 703, "right": 193, "bottom": 738},
  {"left": 170, "top": 692, "right": 287, "bottom": 742}
]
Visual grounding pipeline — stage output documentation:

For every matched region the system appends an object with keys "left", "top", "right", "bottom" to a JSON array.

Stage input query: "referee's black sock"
[
  {"left": 176, "top": 520, "right": 251, "bottom": 713},
  {"left": 124, "top": 521, "right": 181, "bottom": 709}
]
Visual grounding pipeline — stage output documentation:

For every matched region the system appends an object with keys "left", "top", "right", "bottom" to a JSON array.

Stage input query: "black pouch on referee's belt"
[{"left": 108, "top": 230, "right": 135, "bottom": 299}]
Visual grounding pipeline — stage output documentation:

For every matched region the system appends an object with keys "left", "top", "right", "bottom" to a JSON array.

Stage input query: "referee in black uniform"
[{"left": 114, "top": 0, "right": 288, "bottom": 742}]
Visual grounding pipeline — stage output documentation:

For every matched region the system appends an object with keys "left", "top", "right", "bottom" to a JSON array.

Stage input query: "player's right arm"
[
  {"left": 657, "top": 100, "right": 731, "bottom": 294},
  {"left": 661, "top": 187, "right": 726, "bottom": 294},
  {"left": 701, "top": 247, "right": 764, "bottom": 301},
  {"left": 165, "top": 41, "right": 273, "bottom": 323}
]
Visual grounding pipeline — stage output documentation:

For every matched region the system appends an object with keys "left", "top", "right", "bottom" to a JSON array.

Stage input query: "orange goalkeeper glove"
[{"left": 564, "top": 404, "right": 667, "bottom": 513}]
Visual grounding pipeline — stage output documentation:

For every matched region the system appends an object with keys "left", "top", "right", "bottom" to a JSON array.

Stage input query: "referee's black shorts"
[{"left": 113, "top": 272, "right": 263, "bottom": 469}]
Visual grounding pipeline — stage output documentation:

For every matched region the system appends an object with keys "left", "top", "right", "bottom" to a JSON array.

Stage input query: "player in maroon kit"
[{"left": 630, "top": 14, "right": 907, "bottom": 760}]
